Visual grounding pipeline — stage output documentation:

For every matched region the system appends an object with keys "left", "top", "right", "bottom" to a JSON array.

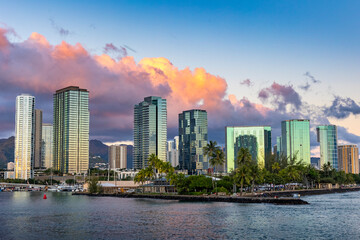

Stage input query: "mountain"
[
  {"left": 0, "top": 136, "right": 15, "bottom": 169},
  {"left": 0, "top": 137, "right": 133, "bottom": 169},
  {"left": 89, "top": 139, "right": 108, "bottom": 160}
]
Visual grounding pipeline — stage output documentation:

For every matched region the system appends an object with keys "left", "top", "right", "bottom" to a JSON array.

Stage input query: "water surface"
[{"left": 0, "top": 191, "right": 359, "bottom": 239}]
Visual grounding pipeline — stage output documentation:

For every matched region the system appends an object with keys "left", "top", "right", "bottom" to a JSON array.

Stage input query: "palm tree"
[
  {"left": 322, "top": 162, "right": 332, "bottom": 177},
  {"left": 249, "top": 163, "right": 260, "bottom": 193},
  {"left": 235, "top": 165, "right": 251, "bottom": 196},
  {"left": 203, "top": 141, "right": 218, "bottom": 162},
  {"left": 210, "top": 148, "right": 225, "bottom": 173},
  {"left": 134, "top": 169, "right": 147, "bottom": 193},
  {"left": 236, "top": 148, "right": 252, "bottom": 167},
  {"left": 286, "top": 166, "right": 300, "bottom": 190},
  {"left": 272, "top": 162, "right": 280, "bottom": 174}
]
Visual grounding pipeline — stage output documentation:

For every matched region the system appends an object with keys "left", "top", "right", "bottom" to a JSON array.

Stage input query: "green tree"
[
  {"left": 249, "top": 163, "right": 260, "bottom": 193},
  {"left": 234, "top": 165, "right": 251, "bottom": 196},
  {"left": 236, "top": 148, "right": 252, "bottom": 167},
  {"left": 87, "top": 177, "right": 102, "bottom": 194}
]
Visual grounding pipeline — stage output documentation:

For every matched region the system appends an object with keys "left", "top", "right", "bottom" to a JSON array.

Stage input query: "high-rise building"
[
  {"left": 41, "top": 123, "right": 53, "bottom": 169},
  {"left": 53, "top": 86, "right": 89, "bottom": 174},
  {"left": 34, "top": 109, "right": 42, "bottom": 169},
  {"left": 108, "top": 145, "right": 127, "bottom": 170},
  {"left": 14, "top": 94, "right": 35, "bottom": 179},
  {"left": 316, "top": 125, "right": 338, "bottom": 170},
  {"left": 167, "top": 136, "right": 179, "bottom": 167},
  {"left": 276, "top": 136, "right": 282, "bottom": 157},
  {"left": 226, "top": 126, "right": 271, "bottom": 172},
  {"left": 134, "top": 96, "right": 167, "bottom": 169},
  {"left": 338, "top": 145, "right": 359, "bottom": 174},
  {"left": 179, "top": 109, "right": 208, "bottom": 174},
  {"left": 7, "top": 162, "right": 15, "bottom": 171},
  {"left": 281, "top": 119, "right": 311, "bottom": 164}
]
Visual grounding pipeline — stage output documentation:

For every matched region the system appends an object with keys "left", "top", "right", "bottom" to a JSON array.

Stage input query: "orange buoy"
[{"left": 43, "top": 194, "right": 47, "bottom": 199}]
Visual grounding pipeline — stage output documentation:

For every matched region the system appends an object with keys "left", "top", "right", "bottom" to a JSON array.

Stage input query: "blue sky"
[{"left": 0, "top": 0, "right": 360, "bottom": 152}]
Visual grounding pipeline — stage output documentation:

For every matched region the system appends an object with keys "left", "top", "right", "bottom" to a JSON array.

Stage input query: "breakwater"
[
  {"left": 73, "top": 192, "right": 308, "bottom": 205},
  {"left": 264, "top": 187, "right": 360, "bottom": 198}
]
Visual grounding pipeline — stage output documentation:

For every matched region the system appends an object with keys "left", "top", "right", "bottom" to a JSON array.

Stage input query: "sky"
[{"left": 0, "top": 0, "right": 360, "bottom": 156}]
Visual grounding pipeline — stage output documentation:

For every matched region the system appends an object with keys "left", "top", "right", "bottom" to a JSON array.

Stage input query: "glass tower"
[
  {"left": 179, "top": 109, "right": 208, "bottom": 174},
  {"left": 338, "top": 145, "right": 359, "bottom": 174},
  {"left": 34, "top": 109, "right": 43, "bottom": 169},
  {"left": 226, "top": 126, "right": 271, "bottom": 172},
  {"left": 281, "top": 119, "right": 311, "bottom": 164},
  {"left": 15, "top": 94, "right": 35, "bottom": 180},
  {"left": 316, "top": 125, "right": 338, "bottom": 170},
  {"left": 41, "top": 123, "right": 53, "bottom": 169},
  {"left": 53, "top": 86, "right": 89, "bottom": 174},
  {"left": 134, "top": 96, "right": 167, "bottom": 169}
]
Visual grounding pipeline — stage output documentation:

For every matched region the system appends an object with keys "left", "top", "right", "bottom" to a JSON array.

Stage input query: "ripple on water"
[{"left": 1, "top": 192, "right": 360, "bottom": 239}]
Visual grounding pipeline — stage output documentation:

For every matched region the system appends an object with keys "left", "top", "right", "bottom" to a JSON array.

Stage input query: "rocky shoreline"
[
  {"left": 73, "top": 192, "right": 308, "bottom": 205},
  {"left": 262, "top": 186, "right": 360, "bottom": 197}
]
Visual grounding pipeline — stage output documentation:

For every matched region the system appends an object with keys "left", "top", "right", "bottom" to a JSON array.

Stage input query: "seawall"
[{"left": 73, "top": 192, "right": 308, "bottom": 205}]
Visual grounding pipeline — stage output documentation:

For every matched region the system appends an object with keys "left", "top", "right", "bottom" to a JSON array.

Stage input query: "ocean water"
[{"left": 0, "top": 191, "right": 359, "bottom": 239}]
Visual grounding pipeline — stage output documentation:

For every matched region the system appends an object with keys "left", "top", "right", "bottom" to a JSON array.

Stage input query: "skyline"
[{"left": 1, "top": 1, "right": 360, "bottom": 158}]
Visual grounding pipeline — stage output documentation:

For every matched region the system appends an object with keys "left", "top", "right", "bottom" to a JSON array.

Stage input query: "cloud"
[
  {"left": 0, "top": 25, "right": 360, "bottom": 152},
  {"left": 49, "top": 19, "right": 71, "bottom": 37},
  {"left": 299, "top": 72, "right": 321, "bottom": 91},
  {"left": 299, "top": 82, "right": 311, "bottom": 91},
  {"left": 337, "top": 126, "right": 360, "bottom": 145},
  {"left": 258, "top": 82, "right": 302, "bottom": 111},
  {"left": 103, "top": 43, "right": 127, "bottom": 60},
  {"left": 325, "top": 96, "right": 360, "bottom": 119},
  {"left": 304, "top": 72, "right": 321, "bottom": 84},
  {"left": 240, "top": 79, "right": 253, "bottom": 87}
]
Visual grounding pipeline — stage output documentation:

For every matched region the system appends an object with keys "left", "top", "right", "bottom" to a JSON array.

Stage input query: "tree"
[
  {"left": 236, "top": 148, "right": 252, "bottom": 167},
  {"left": 134, "top": 169, "right": 148, "bottom": 193},
  {"left": 210, "top": 148, "right": 225, "bottom": 173},
  {"left": 249, "top": 163, "right": 260, "bottom": 193},
  {"left": 88, "top": 177, "right": 102, "bottom": 194},
  {"left": 322, "top": 162, "right": 332, "bottom": 177},
  {"left": 234, "top": 165, "right": 251, "bottom": 196},
  {"left": 203, "top": 141, "right": 218, "bottom": 162},
  {"left": 66, "top": 179, "right": 76, "bottom": 185}
]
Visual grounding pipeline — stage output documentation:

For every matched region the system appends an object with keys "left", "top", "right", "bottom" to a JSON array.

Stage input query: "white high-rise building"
[
  {"left": 167, "top": 136, "right": 179, "bottom": 168},
  {"left": 108, "top": 145, "right": 127, "bottom": 170},
  {"left": 15, "top": 94, "right": 35, "bottom": 180},
  {"left": 42, "top": 123, "right": 53, "bottom": 169}
]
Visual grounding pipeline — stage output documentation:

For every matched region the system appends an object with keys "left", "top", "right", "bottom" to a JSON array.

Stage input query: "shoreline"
[
  {"left": 262, "top": 186, "right": 360, "bottom": 197},
  {"left": 73, "top": 187, "right": 360, "bottom": 205},
  {"left": 73, "top": 192, "right": 308, "bottom": 205}
]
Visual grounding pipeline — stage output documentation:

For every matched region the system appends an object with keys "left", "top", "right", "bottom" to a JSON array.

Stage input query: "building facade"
[
  {"left": 281, "top": 119, "right": 311, "bottom": 165},
  {"left": 134, "top": 96, "right": 167, "bottom": 169},
  {"left": 42, "top": 123, "right": 53, "bottom": 169},
  {"left": 34, "top": 109, "right": 43, "bottom": 169},
  {"left": 179, "top": 110, "right": 208, "bottom": 174},
  {"left": 167, "top": 136, "right": 179, "bottom": 168},
  {"left": 14, "top": 94, "right": 35, "bottom": 179},
  {"left": 226, "top": 126, "right": 271, "bottom": 172},
  {"left": 316, "top": 125, "right": 338, "bottom": 170},
  {"left": 53, "top": 86, "right": 89, "bottom": 174},
  {"left": 108, "top": 145, "right": 127, "bottom": 170},
  {"left": 338, "top": 145, "right": 359, "bottom": 174}
]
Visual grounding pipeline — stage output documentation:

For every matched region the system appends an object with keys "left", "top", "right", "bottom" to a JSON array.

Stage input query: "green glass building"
[
  {"left": 281, "top": 119, "right": 310, "bottom": 164},
  {"left": 226, "top": 126, "right": 271, "bottom": 172},
  {"left": 53, "top": 86, "right": 89, "bottom": 174},
  {"left": 134, "top": 96, "right": 167, "bottom": 169},
  {"left": 316, "top": 125, "right": 338, "bottom": 170},
  {"left": 179, "top": 109, "right": 208, "bottom": 174}
]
